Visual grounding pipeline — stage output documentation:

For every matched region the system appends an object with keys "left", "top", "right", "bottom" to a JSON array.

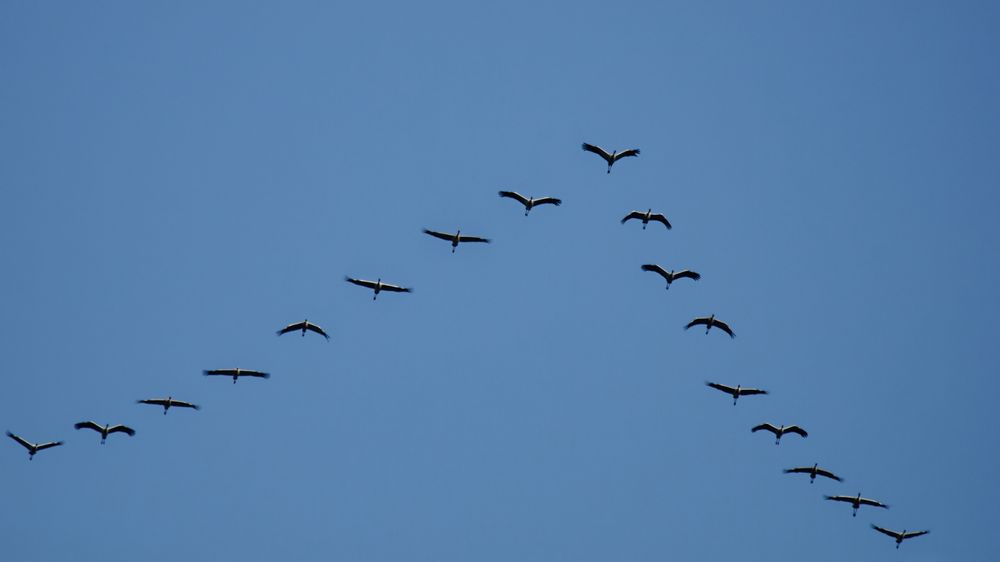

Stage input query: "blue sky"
[{"left": 2, "top": 1, "right": 998, "bottom": 560}]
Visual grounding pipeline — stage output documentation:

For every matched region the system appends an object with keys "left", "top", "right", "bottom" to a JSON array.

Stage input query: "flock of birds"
[{"left": 7, "top": 142, "right": 928, "bottom": 550}]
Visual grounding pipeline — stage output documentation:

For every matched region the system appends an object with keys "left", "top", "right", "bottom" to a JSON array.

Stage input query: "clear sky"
[{"left": 2, "top": 2, "right": 998, "bottom": 560}]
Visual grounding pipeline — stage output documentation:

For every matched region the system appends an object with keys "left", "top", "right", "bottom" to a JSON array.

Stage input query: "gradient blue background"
[{"left": 2, "top": 2, "right": 998, "bottom": 560}]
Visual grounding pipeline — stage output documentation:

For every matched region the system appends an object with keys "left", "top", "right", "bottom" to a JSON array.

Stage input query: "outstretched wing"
[
  {"left": 640, "top": 264, "right": 670, "bottom": 280},
  {"left": 35, "top": 441, "right": 64, "bottom": 451},
  {"left": 532, "top": 197, "right": 562, "bottom": 207},
  {"left": 239, "top": 370, "right": 271, "bottom": 379},
  {"left": 171, "top": 400, "right": 201, "bottom": 410},
  {"left": 871, "top": 525, "right": 901, "bottom": 539},
  {"left": 752, "top": 423, "right": 780, "bottom": 435},
  {"left": 711, "top": 318, "right": 736, "bottom": 338},
  {"left": 581, "top": 143, "right": 613, "bottom": 163},
  {"left": 380, "top": 283, "right": 413, "bottom": 293},
  {"left": 706, "top": 382, "right": 737, "bottom": 395},
  {"left": 739, "top": 388, "right": 768, "bottom": 397},
  {"left": 276, "top": 321, "right": 305, "bottom": 336},
  {"left": 859, "top": 497, "right": 888, "bottom": 509},
  {"left": 423, "top": 228, "right": 455, "bottom": 241},
  {"left": 74, "top": 421, "right": 103, "bottom": 433},
  {"left": 649, "top": 213, "right": 672, "bottom": 229},
  {"left": 498, "top": 191, "right": 529, "bottom": 206},
  {"left": 783, "top": 425, "right": 808, "bottom": 438},
  {"left": 457, "top": 235, "right": 491, "bottom": 244},
  {"left": 137, "top": 398, "right": 169, "bottom": 407},
  {"left": 345, "top": 277, "right": 379, "bottom": 290},
  {"left": 612, "top": 148, "right": 640, "bottom": 161},
  {"left": 672, "top": 270, "right": 701, "bottom": 281},
  {"left": 783, "top": 467, "right": 812, "bottom": 475},
  {"left": 6, "top": 431, "right": 33, "bottom": 450},
  {"left": 815, "top": 468, "right": 843, "bottom": 482},
  {"left": 825, "top": 495, "right": 855, "bottom": 504},
  {"left": 902, "top": 530, "right": 929, "bottom": 540},
  {"left": 621, "top": 211, "right": 644, "bottom": 224},
  {"left": 203, "top": 369, "right": 237, "bottom": 377},
  {"left": 108, "top": 425, "right": 136, "bottom": 436},
  {"left": 305, "top": 322, "right": 331, "bottom": 340},
  {"left": 685, "top": 317, "right": 711, "bottom": 330}
]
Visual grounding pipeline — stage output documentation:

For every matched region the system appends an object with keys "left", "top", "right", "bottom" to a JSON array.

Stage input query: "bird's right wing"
[
  {"left": 35, "top": 441, "right": 64, "bottom": 451},
  {"left": 533, "top": 197, "right": 562, "bottom": 207},
  {"left": 109, "top": 425, "right": 137, "bottom": 436},
  {"left": 871, "top": 525, "right": 901, "bottom": 539},
  {"left": 498, "top": 191, "right": 529, "bottom": 205},
  {"left": 137, "top": 399, "right": 168, "bottom": 407},
  {"left": 172, "top": 401, "right": 201, "bottom": 410},
  {"left": 203, "top": 369, "right": 235, "bottom": 377},
  {"left": 739, "top": 388, "right": 768, "bottom": 396},
  {"left": 825, "top": 495, "right": 854, "bottom": 504},
  {"left": 902, "top": 530, "right": 929, "bottom": 539},
  {"left": 241, "top": 370, "right": 271, "bottom": 378},
  {"left": 783, "top": 467, "right": 810, "bottom": 475},
  {"left": 306, "top": 323, "right": 331, "bottom": 340},
  {"left": 815, "top": 468, "right": 843, "bottom": 482},
  {"left": 706, "top": 382, "right": 736, "bottom": 394},
  {"left": 423, "top": 229, "right": 454, "bottom": 241},
  {"left": 74, "top": 421, "right": 102, "bottom": 432},
  {"left": 6, "top": 431, "right": 32, "bottom": 450},
  {"left": 712, "top": 319, "right": 736, "bottom": 338},
  {"left": 458, "top": 235, "right": 491, "bottom": 243},
  {"left": 581, "top": 143, "right": 613, "bottom": 163},
  {"left": 613, "top": 148, "right": 640, "bottom": 160},
  {"left": 649, "top": 214, "right": 672, "bottom": 229},
  {"left": 674, "top": 270, "right": 701, "bottom": 281}
]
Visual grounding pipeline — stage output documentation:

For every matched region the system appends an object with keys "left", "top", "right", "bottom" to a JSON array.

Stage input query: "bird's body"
[
  {"left": 498, "top": 191, "right": 562, "bottom": 216},
  {"left": 276, "top": 319, "right": 329, "bottom": 340},
  {"left": 203, "top": 368, "right": 271, "bottom": 384},
  {"left": 137, "top": 397, "right": 201, "bottom": 415},
  {"left": 581, "top": 143, "right": 640, "bottom": 173},
  {"left": 423, "top": 228, "right": 491, "bottom": 253},
  {"left": 345, "top": 277, "right": 412, "bottom": 300},
  {"left": 6, "top": 431, "right": 63, "bottom": 460},
  {"left": 752, "top": 423, "right": 808, "bottom": 445},
  {"left": 622, "top": 209, "right": 671, "bottom": 230},
  {"left": 685, "top": 315, "right": 735, "bottom": 338},
  {"left": 706, "top": 382, "right": 767, "bottom": 405},
  {"left": 641, "top": 264, "right": 700, "bottom": 290},
  {"left": 871, "top": 525, "right": 928, "bottom": 548},
  {"left": 74, "top": 421, "right": 136, "bottom": 444},
  {"left": 826, "top": 493, "right": 889, "bottom": 517},
  {"left": 784, "top": 463, "right": 842, "bottom": 483}
]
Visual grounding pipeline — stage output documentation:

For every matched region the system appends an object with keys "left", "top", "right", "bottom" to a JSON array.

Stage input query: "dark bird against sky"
[
  {"left": 581, "top": 142, "right": 640, "bottom": 173},
  {"left": 498, "top": 191, "right": 562, "bottom": 216}
]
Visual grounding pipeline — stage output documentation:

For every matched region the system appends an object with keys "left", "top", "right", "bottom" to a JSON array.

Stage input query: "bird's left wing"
[
  {"left": 621, "top": 211, "right": 643, "bottom": 224},
  {"left": 650, "top": 214, "right": 672, "bottom": 229},
  {"left": 306, "top": 323, "right": 331, "bottom": 340},
  {"left": 35, "top": 441, "right": 64, "bottom": 451},
  {"left": 712, "top": 319, "right": 736, "bottom": 338},
  {"left": 706, "top": 382, "right": 736, "bottom": 394},
  {"left": 6, "top": 431, "right": 32, "bottom": 450},
  {"left": 108, "top": 425, "right": 137, "bottom": 436},
  {"left": 380, "top": 283, "right": 413, "bottom": 293},
  {"left": 74, "top": 421, "right": 102, "bottom": 432},
  {"left": 346, "top": 277, "right": 378, "bottom": 290},
  {"left": 458, "top": 235, "right": 491, "bottom": 243},
  {"left": 498, "top": 191, "right": 529, "bottom": 205},
  {"left": 871, "top": 525, "right": 901, "bottom": 539},
  {"left": 903, "top": 530, "right": 929, "bottom": 539},
  {"left": 784, "top": 425, "right": 808, "bottom": 438},
  {"left": 533, "top": 197, "right": 562, "bottom": 207},
  {"left": 613, "top": 148, "right": 640, "bottom": 160}
]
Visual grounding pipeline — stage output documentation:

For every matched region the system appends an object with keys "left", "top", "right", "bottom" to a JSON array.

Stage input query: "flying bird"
[
  {"left": 752, "top": 423, "right": 808, "bottom": 445},
  {"left": 74, "top": 421, "right": 136, "bottom": 444},
  {"left": 826, "top": 493, "right": 889, "bottom": 517},
  {"left": 621, "top": 209, "right": 671, "bottom": 230},
  {"left": 581, "top": 142, "right": 640, "bottom": 173},
  {"left": 871, "top": 525, "right": 929, "bottom": 549},
  {"left": 706, "top": 382, "right": 767, "bottom": 405},
  {"left": 783, "top": 463, "right": 843, "bottom": 483},
  {"left": 641, "top": 264, "right": 700, "bottom": 289},
  {"left": 203, "top": 368, "right": 271, "bottom": 384},
  {"left": 137, "top": 397, "right": 201, "bottom": 415},
  {"left": 276, "top": 319, "right": 330, "bottom": 340},
  {"left": 423, "top": 228, "right": 491, "bottom": 253},
  {"left": 685, "top": 315, "right": 735, "bottom": 338},
  {"left": 6, "top": 431, "right": 63, "bottom": 460},
  {"left": 498, "top": 191, "right": 562, "bottom": 216},
  {"left": 345, "top": 277, "right": 412, "bottom": 300}
]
